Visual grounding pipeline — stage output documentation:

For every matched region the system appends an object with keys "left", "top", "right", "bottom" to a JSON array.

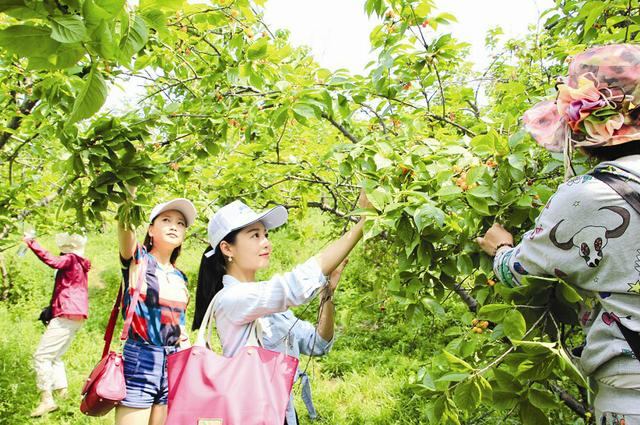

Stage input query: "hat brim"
[
  {"left": 522, "top": 100, "right": 566, "bottom": 152},
  {"left": 153, "top": 198, "right": 197, "bottom": 227}
]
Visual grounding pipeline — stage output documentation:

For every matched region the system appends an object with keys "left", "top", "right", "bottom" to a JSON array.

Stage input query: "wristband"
[{"left": 495, "top": 242, "right": 514, "bottom": 254}]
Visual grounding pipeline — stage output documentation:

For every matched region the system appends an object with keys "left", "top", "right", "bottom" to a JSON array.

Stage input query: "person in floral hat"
[{"left": 477, "top": 44, "right": 640, "bottom": 424}]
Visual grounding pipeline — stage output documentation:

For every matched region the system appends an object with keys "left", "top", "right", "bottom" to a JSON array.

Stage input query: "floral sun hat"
[{"left": 523, "top": 44, "right": 640, "bottom": 153}]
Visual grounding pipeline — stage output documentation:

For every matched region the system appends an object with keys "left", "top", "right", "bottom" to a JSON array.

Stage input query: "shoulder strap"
[
  {"left": 101, "top": 281, "right": 123, "bottom": 358},
  {"left": 591, "top": 171, "right": 640, "bottom": 364},
  {"left": 195, "top": 287, "right": 263, "bottom": 350},
  {"left": 591, "top": 171, "right": 640, "bottom": 215},
  {"left": 119, "top": 253, "right": 148, "bottom": 341},
  {"left": 100, "top": 250, "right": 147, "bottom": 358}
]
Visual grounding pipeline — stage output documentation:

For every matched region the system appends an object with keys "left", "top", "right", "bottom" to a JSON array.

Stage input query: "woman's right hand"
[{"left": 358, "top": 188, "right": 373, "bottom": 210}]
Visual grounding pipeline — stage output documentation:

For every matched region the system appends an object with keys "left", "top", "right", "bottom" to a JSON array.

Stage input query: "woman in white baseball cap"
[
  {"left": 116, "top": 197, "right": 196, "bottom": 425},
  {"left": 192, "top": 190, "right": 371, "bottom": 425}
]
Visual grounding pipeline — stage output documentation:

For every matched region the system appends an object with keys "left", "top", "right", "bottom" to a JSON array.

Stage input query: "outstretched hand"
[
  {"left": 358, "top": 188, "right": 373, "bottom": 210},
  {"left": 476, "top": 223, "right": 514, "bottom": 256}
]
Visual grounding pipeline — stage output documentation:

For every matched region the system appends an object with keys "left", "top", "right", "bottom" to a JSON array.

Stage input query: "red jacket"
[{"left": 27, "top": 239, "right": 91, "bottom": 319}]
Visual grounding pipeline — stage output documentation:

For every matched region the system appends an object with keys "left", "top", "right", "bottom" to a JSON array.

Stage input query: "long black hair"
[{"left": 192, "top": 229, "right": 240, "bottom": 330}]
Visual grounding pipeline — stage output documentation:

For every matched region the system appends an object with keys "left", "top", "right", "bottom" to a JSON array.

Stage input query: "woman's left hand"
[
  {"left": 327, "top": 258, "right": 349, "bottom": 294},
  {"left": 476, "top": 223, "right": 514, "bottom": 256}
]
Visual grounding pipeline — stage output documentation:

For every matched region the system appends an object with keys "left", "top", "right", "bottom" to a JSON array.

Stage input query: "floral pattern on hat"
[{"left": 522, "top": 44, "right": 640, "bottom": 151}]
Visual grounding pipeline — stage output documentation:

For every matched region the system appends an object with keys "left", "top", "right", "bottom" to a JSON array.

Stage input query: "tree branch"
[
  {"left": 0, "top": 187, "right": 63, "bottom": 241},
  {"left": 322, "top": 113, "right": 360, "bottom": 143},
  {"left": 550, "top": 383, "right": 591, "bottom": 419},
  {"left": 0, "top": 98, "right": 38, "bottom": 151}
]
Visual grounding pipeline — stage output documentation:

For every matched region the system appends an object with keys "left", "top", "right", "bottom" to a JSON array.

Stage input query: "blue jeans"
[{"left": 120, "top": 339, "right": 178, "bottom": 408}]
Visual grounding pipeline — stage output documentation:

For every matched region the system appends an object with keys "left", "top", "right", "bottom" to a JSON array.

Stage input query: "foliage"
[{"left": 2, "top": 0, "right": 639, "bottom": 423}]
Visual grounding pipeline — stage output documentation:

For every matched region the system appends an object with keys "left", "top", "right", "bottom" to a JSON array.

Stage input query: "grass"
[{"left": 0, "top": 213, "right": 450, "bottom": 424}]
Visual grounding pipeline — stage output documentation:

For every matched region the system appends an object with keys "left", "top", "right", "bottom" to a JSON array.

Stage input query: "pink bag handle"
[
  {"left": 197, "top": 289, "right": 263, "bottom": 350},
  {"left": 100, "top": 248, "right": 147, "bottom": 358}
]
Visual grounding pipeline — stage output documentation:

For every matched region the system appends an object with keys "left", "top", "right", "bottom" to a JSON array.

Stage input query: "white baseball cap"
[
  {"left": 205, "top": 200, "right": 288, "bottom": 257},
  {"left": 149, "top": 198, "right": 197, "bottom": 227}
]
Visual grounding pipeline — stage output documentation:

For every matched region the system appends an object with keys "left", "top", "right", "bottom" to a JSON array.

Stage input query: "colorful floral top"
[{"left": 121, "top": 246, "right": 189, "bottom": 347}]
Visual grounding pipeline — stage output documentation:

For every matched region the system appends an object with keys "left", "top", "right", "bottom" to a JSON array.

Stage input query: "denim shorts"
[{"left": 120, "top": 339, "right": 178, "bottom": 408}]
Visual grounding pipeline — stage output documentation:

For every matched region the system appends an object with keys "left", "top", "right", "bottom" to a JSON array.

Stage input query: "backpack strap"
[{"left": 591, "top": 171, "right": 640, "bottom": 363}]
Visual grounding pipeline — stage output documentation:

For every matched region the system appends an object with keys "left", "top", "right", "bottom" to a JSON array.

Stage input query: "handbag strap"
[
  {"left": 101, "top": 281, "right": 123, "bottom": 358},
  {"left": 120, "top": 252, "right": 148, "bottom": 341},
  {"left": 100, "top": 249, "right": 147, "bottom": 358},
  {"left": 196, "top": 288, "right": 263, "bottom": 349},
  {"left": 591, "top": 171, "right": 640, "bottom": 364}
]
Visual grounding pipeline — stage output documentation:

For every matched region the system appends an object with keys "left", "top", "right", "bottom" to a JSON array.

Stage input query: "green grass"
[{"left": 0, "top": 214, "right": 449, "bottom": 424}]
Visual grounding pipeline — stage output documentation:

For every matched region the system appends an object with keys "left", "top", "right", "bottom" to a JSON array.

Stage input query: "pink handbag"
[
  {"left": 166, "top": 293, "right": 299, "bottom": 425},
  {"left": 80, "top": 255, "right": 146, "bottom": 416}
]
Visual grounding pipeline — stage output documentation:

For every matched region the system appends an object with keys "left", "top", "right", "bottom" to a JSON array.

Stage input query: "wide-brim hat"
[
  {"left": 149, "top": 198, "right": 197, "bottom": 227},
  {"left": 55, "top": 233, "right": 87, "bottom": 255},
  {"left": 205, "top": 200, "right": 288, "bottom": 257},
  {"left": 523, "top": 44, "right": 640, "bottom": 152}
]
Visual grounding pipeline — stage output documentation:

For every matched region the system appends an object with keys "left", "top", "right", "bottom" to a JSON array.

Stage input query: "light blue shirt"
[{"left": 213, "top": 258, "right": 334, "bottom": 425}]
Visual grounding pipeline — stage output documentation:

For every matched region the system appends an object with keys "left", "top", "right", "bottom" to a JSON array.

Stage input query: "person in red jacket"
[{"left": 23, "top": 232, "right": 91, "bottom": 417}]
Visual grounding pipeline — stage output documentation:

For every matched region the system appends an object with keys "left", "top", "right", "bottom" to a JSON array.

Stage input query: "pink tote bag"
[{"left": 166, "top": 293, "right": 299, "bottom": 425}]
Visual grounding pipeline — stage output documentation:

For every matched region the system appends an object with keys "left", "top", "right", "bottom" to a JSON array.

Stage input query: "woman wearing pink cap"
[
  {"left": 193, "top": 191, "right": 371, "bottom": 425},
  {"left": 477, "top": 44, "right": 640, "bottom": 424},
  {"left": 116, "top": 198, "right": 197, "bottom": 425}
]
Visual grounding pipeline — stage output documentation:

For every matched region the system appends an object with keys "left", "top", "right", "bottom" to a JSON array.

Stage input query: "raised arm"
[
  {"left": 313, "top": 189, "right": 371, "bottom": 275},
  {"left": 118, "top": 185, "right": 138, "bottom": 261},
  {"left": 24, "top": 238, "right": 72, "bottom": 269},
  {"left": 118, "top": 222, "right": 137, "bottom": 261}
]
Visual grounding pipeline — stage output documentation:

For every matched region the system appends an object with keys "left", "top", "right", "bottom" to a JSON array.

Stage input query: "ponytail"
[{"left": 192, "top": 230, "right": 239, "bottom": 330}]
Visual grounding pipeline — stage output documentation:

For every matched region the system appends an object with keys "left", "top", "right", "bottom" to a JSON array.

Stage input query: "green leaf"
[
  {"left": 69, "top": 64, "right": 108, "bottom": 123},
  {"left": 247, "top": 37, "right": 269, "bottom": 60},
  {"left": 373, "top": 153, "right": 392, "bottom": 170},
  {"left": 527, "top": 388, "right": 557, "bottom": 411},
  {"left": 119, "top": 15, "right": 147, "bottom": 59},
  {"left": 503, "top": 310, "right": 526, "bottom": 340},
  {"left": 292, "top": 103, "right": 319, "bottom": 121},
  {"left": 0, "top": 25, "right": 58, "bottom": 57},
  {"left": 478, "top": 304, "right": 511, "bottom": 322},
  {"left": 413, "top": 203, "right": 445, "bottom": 231},
  {"left": 442, "top": 350, "right": 473, "bottom": 371},
  {"left": 435, "top": 372, "right": 470, "bottom": 382},
  {"left": 51, "top": 16, "right": 87, "bottom": 43},
  {"left": 520, "top": 401, "right": 549, "bottom": 425},
  {"left": 434, "top": 185, "right": 462, "bottom": 198},
  {"left": 139, "top": 0, "right": 185, "bottom": 12},
  {"left": 453, "top": 380, "right": 481, "bottom": 409},
  {"left": 469, "top": 134, "right": 495, "bottom": 156},
  {"left": 556, "top": 280, "right": 582, "bottom": 303},
  {"left": 421, "top": 297, "right": 445, "bottom": 316},
  {"left": 89, "top": 19, "right": 115, "bottom": 59}
]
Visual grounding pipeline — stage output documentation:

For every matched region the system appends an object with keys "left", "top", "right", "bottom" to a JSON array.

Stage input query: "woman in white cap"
[
  {"left": 22, "top": 232, "right": 91, "bottom": 417},
  {"left": 116, "top": 198, "right": 197, "bottom": 425},
  {"left": 192, "top": 191, "right": 371, "bottom": 425}
]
